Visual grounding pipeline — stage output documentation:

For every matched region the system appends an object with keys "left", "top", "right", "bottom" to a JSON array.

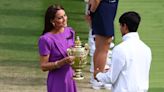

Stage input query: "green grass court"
[{"left": 0, "top": 0, "right": 164, "bottom": 92}]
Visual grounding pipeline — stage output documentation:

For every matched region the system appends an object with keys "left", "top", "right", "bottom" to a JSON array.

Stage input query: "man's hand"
[
  {"left": 89, "top": 0, "right": 101, "bottom": 12},
  {"left": 85, "top": 15, "right": 92, "bottom": 26},
  {"left": 94, "top": 66, "right": 110, "bottom": 81}
]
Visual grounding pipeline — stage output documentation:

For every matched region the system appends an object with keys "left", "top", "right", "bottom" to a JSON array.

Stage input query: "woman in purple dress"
[{"left": 38, "top": 4, "right": 77, "bottom": 92}]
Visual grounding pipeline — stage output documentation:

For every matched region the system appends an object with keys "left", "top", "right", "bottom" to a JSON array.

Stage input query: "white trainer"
[
  {"left": 91, "top": 79, "right": 104, "bottom": 90},
  {"left": 89, "top": 76, "right": 95, "bottom": 84},
  {"left": 91, "top": 78, "right": 112, "bottom": 90},
  {"left": 104, "top": 83, "right": 112, "bottom": 90}
]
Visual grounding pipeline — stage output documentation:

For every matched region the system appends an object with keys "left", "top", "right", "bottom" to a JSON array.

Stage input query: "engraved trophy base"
[{"left": 73, "top": 69, "right": 84, "bottom": 80}]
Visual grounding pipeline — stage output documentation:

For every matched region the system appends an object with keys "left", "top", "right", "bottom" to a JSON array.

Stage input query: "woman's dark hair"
[
  {"left": 119, "top": 11, "right": 141, "bottom": 32},
  {"left": 42, "top": 4, "right": 64, "bottom": 35}
]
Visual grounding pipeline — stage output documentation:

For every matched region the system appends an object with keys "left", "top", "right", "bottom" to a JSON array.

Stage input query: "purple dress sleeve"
[{"left": 38, "top": 36, "right": 51, "bottom": 56}]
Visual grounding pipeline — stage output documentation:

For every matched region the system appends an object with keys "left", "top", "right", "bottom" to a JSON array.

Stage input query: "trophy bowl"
[{"left": 67, "top": 36, "right": 89, "bottom": 80}]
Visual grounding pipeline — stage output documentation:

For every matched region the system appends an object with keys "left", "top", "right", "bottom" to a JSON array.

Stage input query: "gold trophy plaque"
[{"left": 67, "top": 36, "right": 89, "bottom": 80}]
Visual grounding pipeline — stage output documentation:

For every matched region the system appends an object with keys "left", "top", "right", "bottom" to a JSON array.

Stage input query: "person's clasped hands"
[{"left": 65, "top": 56, "right": 75, "bottom": 65}]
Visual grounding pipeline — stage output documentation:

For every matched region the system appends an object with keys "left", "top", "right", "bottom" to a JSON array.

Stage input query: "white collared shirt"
[{"left": 96, "top": 32, "right": 152, "bottom": 92}]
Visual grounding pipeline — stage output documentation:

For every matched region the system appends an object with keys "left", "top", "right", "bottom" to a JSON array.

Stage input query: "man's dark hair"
[{"left": 119, "top": 11, "right": 141, "bottom": 32}]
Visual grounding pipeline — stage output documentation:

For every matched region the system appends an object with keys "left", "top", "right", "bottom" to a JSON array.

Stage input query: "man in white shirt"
[{"left": 95, "top": 11, "right": 152, "bottom": 92}]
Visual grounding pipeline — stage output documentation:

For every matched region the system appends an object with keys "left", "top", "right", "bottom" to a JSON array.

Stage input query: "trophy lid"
[{"left": 75, "top": 36, "right": 82, "bottom": 47}]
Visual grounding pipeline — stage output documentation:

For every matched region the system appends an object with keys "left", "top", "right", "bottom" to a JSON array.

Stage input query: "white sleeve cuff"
[
  {"left": 96, "top": 72, "right": 104, "bottom": 82},
  {"left": 96, "top": 72, "right": 111, "bottom": 84}
]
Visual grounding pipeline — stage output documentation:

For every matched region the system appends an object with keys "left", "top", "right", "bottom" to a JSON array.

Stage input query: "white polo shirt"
[{"left": 96, "top": 32, "right": 152, "bottom": 92}]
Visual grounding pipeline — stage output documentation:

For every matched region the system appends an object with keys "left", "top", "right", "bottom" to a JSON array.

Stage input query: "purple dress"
[{"left": 38, "top": 27, "right": 77, "bottom": 92}]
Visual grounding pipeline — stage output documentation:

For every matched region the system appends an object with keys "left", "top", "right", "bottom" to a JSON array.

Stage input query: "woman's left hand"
[{"left": 65, "top": 56, "right": 75, "bottom": 64}]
